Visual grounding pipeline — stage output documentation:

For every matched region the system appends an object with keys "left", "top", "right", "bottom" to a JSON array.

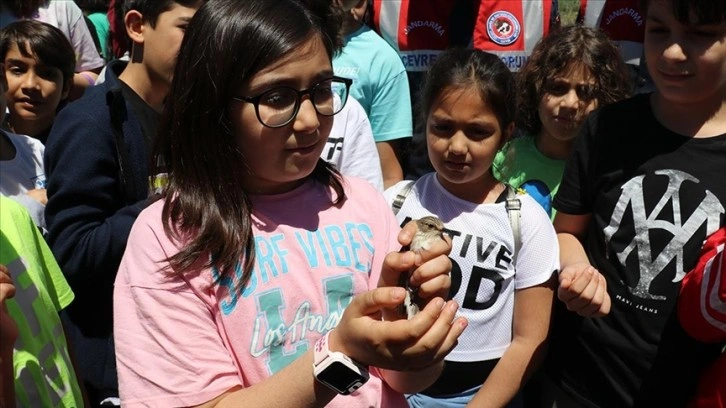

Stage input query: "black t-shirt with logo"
[{"left": 550, "top": 93, "right": 726, "bottom": 407}]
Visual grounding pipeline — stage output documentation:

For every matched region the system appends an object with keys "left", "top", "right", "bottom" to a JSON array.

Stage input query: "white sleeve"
[
  {"left": 514, "top": 195, "right": 560, "bottom": 289},
  {"left": 336, "top": 98, "right": 384, "bottom": 192},
  {"left": 382, "top": 179, "right": 413, "bottom": 205},
  {"left": 63, "top": 1, "right": 105, "bottom": 71}
]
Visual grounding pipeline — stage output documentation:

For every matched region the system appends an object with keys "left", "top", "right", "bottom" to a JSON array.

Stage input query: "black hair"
[
  {"left": 123, "top": 0, "right": 202, "bottom": 27},
  {"left": 152, "top": 0, "right": 344, "bottom": 287},
  {"left": 420, "top": 48, "right": 516, "bottom": 133},
  {"left": 75, "top": 0, "right": 110, "bottom": 13},
  {"left": 639, "top": 0, "right": 726, "bottom": 24},
  {"left": 0, "top": 20, "right": 76, "bottom": 91}
]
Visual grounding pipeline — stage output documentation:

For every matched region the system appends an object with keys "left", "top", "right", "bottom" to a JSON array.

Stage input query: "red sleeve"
[{"left": 678, "top": 227, "right": 726, "bottom": 343}]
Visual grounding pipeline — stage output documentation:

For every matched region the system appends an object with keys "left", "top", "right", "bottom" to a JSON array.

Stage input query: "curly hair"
[{"left": 516, "top": 25, "right": 632, "bottom": 136}]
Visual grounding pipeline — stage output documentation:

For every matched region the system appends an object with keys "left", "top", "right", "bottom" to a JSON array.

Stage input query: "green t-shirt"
[
  {"left": 493, "top": 135, "right": 566, "bottom": 220},
  {"left": 0, "top": 196, "right": 83, "bottom": 407},
  {"left": 87, "top": 11, "right": 110, "bottom": 59}
]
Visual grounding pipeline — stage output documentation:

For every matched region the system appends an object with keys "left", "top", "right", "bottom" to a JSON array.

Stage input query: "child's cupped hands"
[
  {"left": 329, "top": 286, "right": 467, "bottom": 371},
  {"left": 325, "top": 220, "right": 467, "bottom": 371}
]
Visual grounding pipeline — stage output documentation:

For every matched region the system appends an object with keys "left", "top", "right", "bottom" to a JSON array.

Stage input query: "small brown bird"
[{"left": 399, "top": 216, "right": 446, "bottom": 319}]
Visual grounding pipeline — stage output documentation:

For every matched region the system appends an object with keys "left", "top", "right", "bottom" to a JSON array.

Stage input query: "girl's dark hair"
[
  {"left": 516, "top": 25, "right": 631, "bottom": 136},
  {"left": 420, "top": 48, "right": 516, "bottom": 132},
  {"left": 0, "top": 20, "right": 76, "bottom": 90},
  {"left": 152, "top": 0, "right": 344, "bottom": 287},
  {"left": 639, "top": 0, "right": 726, "bottom": 24}
]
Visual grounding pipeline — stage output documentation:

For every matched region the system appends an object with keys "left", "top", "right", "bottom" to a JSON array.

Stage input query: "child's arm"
[
  {"left": 466, "top": 277, "right": 556, "bottom": 407},
  {"left": 69, "top": 71, "right": 100, "bottom": 100},
  {"left": 0, "top": 265, "right": 17, "bottom": 408},
  {"left": 191, "top": 286, "right": 463, "bottom": 408},
  {"left": 554, "top": 213, "right": 611, "bottom": 317},
  {"left": 377, "top": 140, "right": 405, "bottom": 189},
  {"left": 0, "top": 304, "right": 15, "bottom": 408},
  {"left": 116, "top": 217, "right": 465, "bottom": 407}
]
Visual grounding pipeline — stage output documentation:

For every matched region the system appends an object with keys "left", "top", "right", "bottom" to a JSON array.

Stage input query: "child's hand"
[
  {"left": 379, "top": 220, "right": 453, "bottom": 319},
  {"left": 558, "top": 262, "right": 611, "bottom": 317},
  {"left": 330, "top": 286, "right": 466, "bottom": 371},
  {"left": 0, "top": 264, "right": 15, "bottom": 304},
  {"left": 26, "top": 188, "right": 47, "bottom": 205},
  {"left": 0, "top": 264, "right": 18, "bottom": 363}
]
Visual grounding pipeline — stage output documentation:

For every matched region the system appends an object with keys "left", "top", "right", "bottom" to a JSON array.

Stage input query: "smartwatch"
[{"left": 313, "top": 331, "right": 369, "bottom": 395}]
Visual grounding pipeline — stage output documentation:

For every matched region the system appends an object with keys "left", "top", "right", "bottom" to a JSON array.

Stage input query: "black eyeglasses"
[
  {"left": 233, "top": 76, "right": 353, "bottom": 128},
  {"left": 542, "top": 80, "right": 599, "bottom": 102}
]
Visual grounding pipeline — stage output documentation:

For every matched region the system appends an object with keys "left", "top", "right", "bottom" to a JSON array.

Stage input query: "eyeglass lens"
[{"left": 257, "top": 78, "right": 349, "bottom": 127}]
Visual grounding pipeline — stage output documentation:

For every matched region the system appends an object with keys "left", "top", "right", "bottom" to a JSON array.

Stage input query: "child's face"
[
  {"left": 4, "top": 42, "right": 68, "bottom": 127},
  {"left": 537, "top": 63, "right": 598, "bottom": 143},
  {"left": 644, "top": 1, "right": 726, "bottom": 105},
  {"left": 231, "top": 35, "right": 334, "bottom": 195},
  {"left": 140, "top": 2, "right": 201, "bottom": 90},
  {"left": 426, "top": 86, "right": 509, "bottom": 199}
]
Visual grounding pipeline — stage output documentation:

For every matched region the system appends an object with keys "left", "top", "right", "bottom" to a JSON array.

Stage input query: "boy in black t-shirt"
[
  {"left": 43, "top": 1, "right": 203, "bottom": 405},
  {"left": 543, "top": 0, "right": 726, "bottom": 406}
]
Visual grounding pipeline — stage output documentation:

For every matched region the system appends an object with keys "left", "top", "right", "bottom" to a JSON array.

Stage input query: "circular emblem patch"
[{"left": 486, "top": 11, "right": 521, "bottom": 46}]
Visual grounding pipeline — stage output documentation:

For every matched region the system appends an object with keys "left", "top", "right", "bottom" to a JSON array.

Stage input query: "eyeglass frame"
[{"left": 232, "top": 76, "right": 353, "bottom": 128}]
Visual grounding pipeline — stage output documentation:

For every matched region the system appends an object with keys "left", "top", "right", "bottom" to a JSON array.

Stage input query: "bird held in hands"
[{"left": 399, "top": 216, "right": 446, "bottom": 319}]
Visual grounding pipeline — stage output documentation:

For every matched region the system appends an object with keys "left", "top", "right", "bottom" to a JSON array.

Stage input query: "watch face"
[{"left": 317, "top": 360, "right": 367, "bottom": 395}]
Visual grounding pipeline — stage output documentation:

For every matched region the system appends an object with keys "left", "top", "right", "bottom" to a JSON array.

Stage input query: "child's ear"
[
  {"left": 504, "top": 121, "right": 515, "bottom": 141},
  {"left": 124, "top": 10, "right": 145, "bottom": 45},
  {"left": 351, "top": 0, "right": 368, "bottom": 22},
  {"left": 61, "top": 76, "right": 72, "bottom": 100}
]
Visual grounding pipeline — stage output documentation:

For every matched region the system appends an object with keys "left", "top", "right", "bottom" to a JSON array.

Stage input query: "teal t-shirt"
[
  {"left": 493, "top": 135, "right": 566, "bottom": 219},
  {"left": 0, "top": 196, "right": 83, "bottom": 407},
  {"left": 333, "top": 24, "right": 412, "bottom": 143},
  {"left": 87, "top": 11, "right": 110, "bottom": 59}
]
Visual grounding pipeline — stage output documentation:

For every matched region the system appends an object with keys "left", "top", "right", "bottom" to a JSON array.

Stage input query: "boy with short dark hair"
[
  {"left": 43, "top": 0, "right": 203, "bottom": 405},
  {"left": 0, "top": 64, "right": 47, "bottom": 226},
  {"left": 0, "top": 20, "right": 76, "bottom": 144}
]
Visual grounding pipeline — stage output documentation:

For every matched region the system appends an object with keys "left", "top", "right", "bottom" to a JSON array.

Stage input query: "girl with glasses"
[
  {"left": 493, "top": 25, "right": 632, "bottom": 219},
  {"left": 112, "top": 0, "right": 466, "bottom": 407}
]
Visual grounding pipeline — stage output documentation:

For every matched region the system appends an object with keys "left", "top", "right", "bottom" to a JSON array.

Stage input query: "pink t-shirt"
[{"left": 114, "top": 177, "right": 407, "bottom": 407}]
